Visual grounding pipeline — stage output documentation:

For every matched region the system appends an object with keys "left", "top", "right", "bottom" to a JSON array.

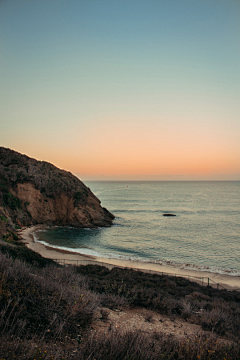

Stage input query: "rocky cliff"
[{"left": 0, "top": 147, "right": 114, "bottom": 240}]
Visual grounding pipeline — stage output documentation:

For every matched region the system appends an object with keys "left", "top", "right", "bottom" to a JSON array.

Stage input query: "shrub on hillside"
[
  {"left": 0, "top": 253, "right": 99, "bottom": 340},
  {"left": 0, "top": 243, "right": 56, "bottom": 267},
  {"left": 75, "top": 264, "right": 240, "bottom": 339}
]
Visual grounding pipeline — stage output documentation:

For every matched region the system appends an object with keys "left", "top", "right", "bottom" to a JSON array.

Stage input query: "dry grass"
[
  {"left": 0, "top": 250, "right": 240, "bottom": 359},
  {"left": 0, "top": 331, "right": 240, "bottom": 360},
  {"left": 0, "top": 252, "right": 99, "bottom": 340},
  {"left": 76, "top": 264, "right": 240, "bottom": 340}
]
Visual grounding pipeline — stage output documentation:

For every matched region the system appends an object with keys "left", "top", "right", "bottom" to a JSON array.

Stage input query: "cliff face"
[{"left": 0, "top": 147, "right": 114, "bottom": 238}]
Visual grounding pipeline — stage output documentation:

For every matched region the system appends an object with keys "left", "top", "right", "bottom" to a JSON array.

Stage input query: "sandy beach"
[{"left": 19, "top": 225, "right": 240, "bottom": 291}]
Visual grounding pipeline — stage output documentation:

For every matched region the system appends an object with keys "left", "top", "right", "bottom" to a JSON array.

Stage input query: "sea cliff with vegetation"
[{"left": 0, "top": 147, "right": 114, "bottom": 242}]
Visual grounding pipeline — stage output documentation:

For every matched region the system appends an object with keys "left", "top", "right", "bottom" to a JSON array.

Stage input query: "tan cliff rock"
[{"left": 0, "top": 147, "right": 114, "bottom": 237}]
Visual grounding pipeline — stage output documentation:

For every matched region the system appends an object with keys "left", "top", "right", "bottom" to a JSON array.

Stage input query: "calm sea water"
[{"left": 34, "top": 181, "right": 240, "bottom": 276}]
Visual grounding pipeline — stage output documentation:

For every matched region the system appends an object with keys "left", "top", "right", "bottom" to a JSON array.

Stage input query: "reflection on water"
[{"left": 34, "top": 181, "right": 240, "bottom": 275}]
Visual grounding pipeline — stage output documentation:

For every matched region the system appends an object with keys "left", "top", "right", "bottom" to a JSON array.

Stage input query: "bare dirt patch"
[{"left": 91, "top": 307, "right": 206, "bottom": 340}]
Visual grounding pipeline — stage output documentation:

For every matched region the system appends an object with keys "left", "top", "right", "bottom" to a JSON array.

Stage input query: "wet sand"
[{"left": 18, "top": 225, "right": 240, "bottom": 291}]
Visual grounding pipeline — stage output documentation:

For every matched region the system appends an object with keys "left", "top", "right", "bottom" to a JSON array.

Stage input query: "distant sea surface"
[{"left": 33, "top": 181, "right": 240, "bottom": 276}]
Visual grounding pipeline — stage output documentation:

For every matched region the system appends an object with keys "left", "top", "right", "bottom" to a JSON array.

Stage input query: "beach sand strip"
[{"left": 18, "top": 225, "right": 240, "bottom": 291}]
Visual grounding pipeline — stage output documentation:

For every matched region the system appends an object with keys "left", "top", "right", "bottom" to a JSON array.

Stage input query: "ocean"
[{"left": 33, "top": 181, "right": 240, "bottom": 276}]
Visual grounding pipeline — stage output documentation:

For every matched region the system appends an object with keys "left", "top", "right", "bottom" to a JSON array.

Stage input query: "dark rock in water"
[
  {"left": 163, "top": 213, "right": 176, "bottom": 217},
  {"left": 0, "top": 147, "right": 114, "bottom": 236}
]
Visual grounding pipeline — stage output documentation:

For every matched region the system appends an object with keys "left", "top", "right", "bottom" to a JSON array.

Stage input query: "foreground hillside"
[
  {"left": 0, "top": 147, "right": 114, "bottom": 240},
  {"left": 0, "top": 241, "right": 240, "bottom": 359}
]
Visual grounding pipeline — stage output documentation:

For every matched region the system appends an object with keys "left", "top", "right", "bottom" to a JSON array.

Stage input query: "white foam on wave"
[
  {"left": 32, "top": 234, "right": 103, "bottom": 257},
  {"left": 32, "top": 231, "right": 240, "bottom": 277},
  {"left": 145, "top": 258, "right": 240, "bottom": 277},
  {"left": 35, "top": 229, "right": 48, "bottom": 233},
  {"left": 109, "top": 254, "right": 240, "bottom": 276},
  {"left": 92, "top": 252, "right": 240, "bottom": 276}
]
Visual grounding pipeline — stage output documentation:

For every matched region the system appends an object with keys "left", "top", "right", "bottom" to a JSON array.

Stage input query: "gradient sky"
[{"left": 0, "top": 0, "right": 240, "bottom": 180}]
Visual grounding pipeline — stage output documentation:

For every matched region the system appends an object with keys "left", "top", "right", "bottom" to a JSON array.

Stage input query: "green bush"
[
  {"left": 0, "top": 215, "right": 8, "bottom": 223},
  {"left": 3, "top": 192, "right": 21, "bottom": 210}
]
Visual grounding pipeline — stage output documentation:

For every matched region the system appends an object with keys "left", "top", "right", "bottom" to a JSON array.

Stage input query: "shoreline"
[{"left": 18, "top": 225, "right": 240, "bottom": 291}]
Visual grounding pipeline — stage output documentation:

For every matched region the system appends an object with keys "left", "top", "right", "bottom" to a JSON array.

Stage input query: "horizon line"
[{"left": 82, "top": 179, "right": 240, "bottom": 182}]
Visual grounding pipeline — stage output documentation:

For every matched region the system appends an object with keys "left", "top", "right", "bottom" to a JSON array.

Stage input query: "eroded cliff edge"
[{"left": 0, "top": 147, "right": 114, "bottom": 240}]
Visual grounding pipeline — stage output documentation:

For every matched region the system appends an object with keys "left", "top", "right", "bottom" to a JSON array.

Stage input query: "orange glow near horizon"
[
  {"left": 8, "top": 113, "right": 239, "bottom": 181},
  {"left": 44, "top": 147, "right": 239, "bottom": 180}
]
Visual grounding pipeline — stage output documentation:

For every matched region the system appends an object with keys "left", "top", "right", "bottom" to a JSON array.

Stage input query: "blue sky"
[{"left": 0, "top": 0, "right": 240, "bottom": 180}]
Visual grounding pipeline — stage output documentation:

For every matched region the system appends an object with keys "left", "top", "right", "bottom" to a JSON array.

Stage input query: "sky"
[{"left": 0, "top": 0, "right": 240, "bottom": 181}]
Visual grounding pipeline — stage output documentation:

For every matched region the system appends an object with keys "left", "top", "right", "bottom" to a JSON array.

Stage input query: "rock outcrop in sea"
[{"left": 0, "top": 147, "right": 114, "bottom": 239}]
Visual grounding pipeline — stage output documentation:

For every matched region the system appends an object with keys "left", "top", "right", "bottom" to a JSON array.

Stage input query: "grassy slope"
[{"left": 0, "top": 241, "right": 240, "bottom": 359}]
